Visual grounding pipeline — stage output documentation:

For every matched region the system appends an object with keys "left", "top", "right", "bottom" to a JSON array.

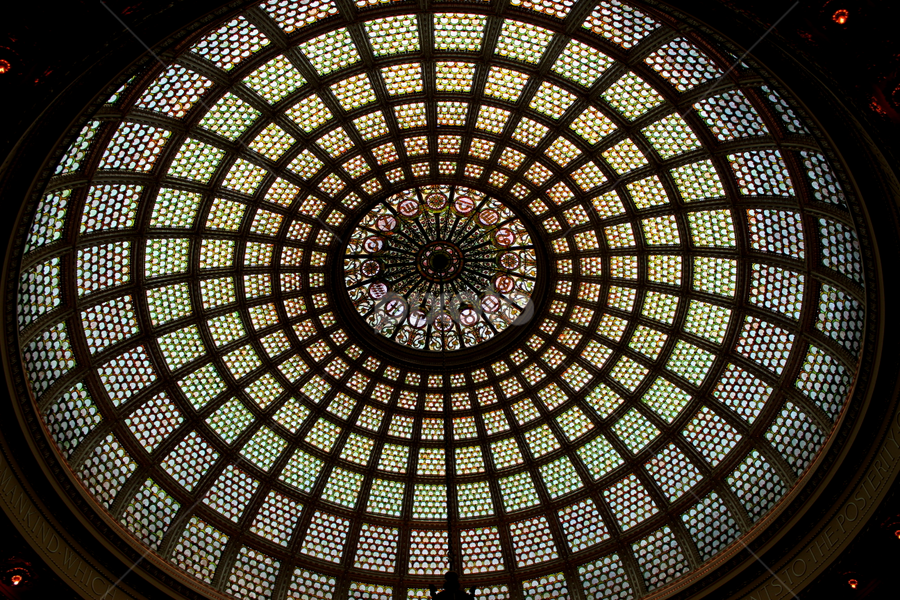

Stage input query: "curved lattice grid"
[{"left": 14, "top": 0, "right": 867, "bottom": 598}]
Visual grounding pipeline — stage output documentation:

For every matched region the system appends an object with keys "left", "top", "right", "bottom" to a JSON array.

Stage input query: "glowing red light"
[
  {"left": 895, "top": 528, "right": 900, "bottom": 539},
  {"left": 0, "top": 59, "right": 11, "bottom": 75},
  {"left": 10, "top": 575, "right": 22, "bottom": 586},
  {"left": 833, "top": 9, "right": 849, "bottom": 25},
  {"left": 848, "top": 578, "right": 858, "bottom": 589}
]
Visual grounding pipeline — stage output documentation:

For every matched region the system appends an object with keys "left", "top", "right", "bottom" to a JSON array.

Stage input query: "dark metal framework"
[{"left": 1, "top": 0, "right": 879, "bottom": 599}]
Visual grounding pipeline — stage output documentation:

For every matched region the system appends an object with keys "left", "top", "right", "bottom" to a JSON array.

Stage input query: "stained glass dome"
[
  {"left": 345, "top": 185, "right": 538, "bottom": 351},
  {"left": 9, "top": 0, "right": 871, "bottom": 598}
]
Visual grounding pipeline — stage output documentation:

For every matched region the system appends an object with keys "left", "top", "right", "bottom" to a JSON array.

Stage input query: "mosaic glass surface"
[{"left": 13, "top": 0, "right": 867, "bottom": 598}]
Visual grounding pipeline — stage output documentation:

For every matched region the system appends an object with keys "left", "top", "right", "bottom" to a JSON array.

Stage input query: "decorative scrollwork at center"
[{"left": 344, "top": 185, "right": 538, "bottom": 351}]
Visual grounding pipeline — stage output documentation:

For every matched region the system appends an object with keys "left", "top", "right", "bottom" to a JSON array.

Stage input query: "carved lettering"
[
  {"left": 883, "top": 437, "right": 897, "bottom": 461},
  {"left": 740, "top": 405, "right": 900, "bottom": 599},
  {"left": 101, "top": 583, "right": 119, "bottom": 600},
  {"left": 0, "top": 466, "right": 13, "bottom": 494},
  {"left": 38, "top": 520, "right": 52, "bottom": 548},
  {"left": 808, "top": 534, "right": 831, "bottom": 563},
  {"left": 885, "top": 429, "right": 898, "bottom": 450},
  {"left": 860, "top": 474, "right": 874, "bottom": 498},
  {"left": 10, "top": 487, "right": 28, "bottom": 515},
  {"left": 74, "top": 559, "right": 89, "bottom": 583},
  {"left": 63, "top": 546, "right": 80, "bottom": 570},
  {"left": 92, "top": 576, "right": 112, "bottom": 595},
  {"left": 845, "top": 500, "right": 859, "bottom": 522},
  {"left": 874, "top": 457, "right": 889, "bottom": 480},
  {"left": 749, "top": 584, "right": 772, "bottom": 600}
]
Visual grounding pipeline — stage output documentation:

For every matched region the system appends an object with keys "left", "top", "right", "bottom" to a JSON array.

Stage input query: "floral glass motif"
[{"left": 344, "top": 186, "right": 537, "bottom": 351}]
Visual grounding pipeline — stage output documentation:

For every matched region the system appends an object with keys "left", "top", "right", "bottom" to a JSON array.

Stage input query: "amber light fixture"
[
  {"left": 848, "top": 578, "right": 858, "bottom": 589},
  {"left": 2, "top": 565, "right": 30, "bottom": 587},
  {"left": 0, "top": 59, "right": 11, "bottom": 74},
  {"left": 833, "top": 9, "right": 850, "bottom": 25}
]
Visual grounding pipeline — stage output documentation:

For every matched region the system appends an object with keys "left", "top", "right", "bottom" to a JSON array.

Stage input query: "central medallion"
[
  {"left": 417, "top": 241, "right": 464, "bottom": 282},
  {"left": 343, "top": 185, "right": 538, "bottom": 352}
]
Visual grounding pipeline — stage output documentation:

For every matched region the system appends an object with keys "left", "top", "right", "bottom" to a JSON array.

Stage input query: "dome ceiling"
[{"left": 11, "top": 0, "right": 869, "bottom": 598}]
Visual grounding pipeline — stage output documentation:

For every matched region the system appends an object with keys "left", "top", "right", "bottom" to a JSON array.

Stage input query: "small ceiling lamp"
[
  {"left": 0, "top": 59, "right": 11, "bottom": 75},
  {"left": 2, "top": 564, "right": 31, "bottom": 588},
  {"left": 848, "top": 578, "right": 858, "bottom": 589},
  {"left": 884, "top": 516, "right": 900, "bottom": 539},
  {"left": 832, "top": 9, "right": 849, "bottom": 25},
  {"left": 429, "top": 572, "right": 476, "bottom": 599}
]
